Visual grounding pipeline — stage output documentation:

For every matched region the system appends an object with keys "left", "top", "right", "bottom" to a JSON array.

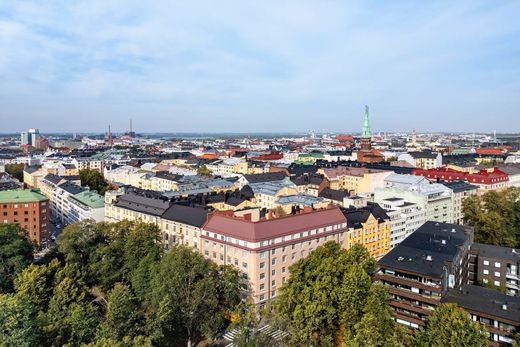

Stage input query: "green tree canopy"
[
  {"left": 149, "top": 246, "right": 241, "bottom": 347},
  {"left": 5, "top": 163, "right": 24, "bottom": 181},
  {"left": 0, "top": 223, "right": 34, "bottom": 293},
  {"left": 273, "top": 242, "right": 377, "bottom": 346},
  {"left": 79, "top": 168, "right": 112, "bottom": 195},
  {"left": 462, "top": 187, "right": 520, "bottom": 247},
  {"left": 0, "top": 293, "right": 38, "bottom": 347},
  {"left": 413, "top": 303, "right": 489, "bottom": 347},
  {"left": 197, "top": 165, "right": 212, "bottom": 176}
]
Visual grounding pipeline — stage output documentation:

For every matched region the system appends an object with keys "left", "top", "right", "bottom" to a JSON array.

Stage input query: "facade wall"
[{"left": 0, "top": 199, "right": 49, "bottom": 245}]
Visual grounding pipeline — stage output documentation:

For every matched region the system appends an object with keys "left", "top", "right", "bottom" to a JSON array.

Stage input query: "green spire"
[{"left": 361, "top": 105, "right": 371, "bottom": 138}]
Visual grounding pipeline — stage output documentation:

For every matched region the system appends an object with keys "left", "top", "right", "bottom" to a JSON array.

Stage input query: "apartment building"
[
  {"left": 161, "top": 204, "right": 210, "bottom": 251},
  {"left": 398, "top": 151, "right": 443, "bottom": 169},
  {"left": 151, "top": 172, "right": 182, "bottom": 192},
  {"left": 104, "top": 190, "right": 169, "bottom": 226},
  {"left": 39, "top": 174, "right": 104, "bottom": 225},
  {"left": 201, "top": 207, "right": 348, "bottom": 305},
  {"left": 413, "top": 167, "right": 509, "bottom": 195},
  {"left": 440, "top": 181, "right": 478, "bottom": 224},
  {"left": 442, "top": 285, "right": 520, "bottom": 346},
  {"left": 375, "top": 222, "right": 474, "bottom": 329},
  {"left": 375, "top": 174, "right": 454, "bottom": 223},
  {"left": 317, "top": 166, "right": 392, "bottom": 194},
  {"left": 342, "top": 203, "right": 391, "bottom": 258},
  {"left": 374, "top": 197, "right": 426, "bottom": 248},
  {"left": 0, "top": 189, "right": 49, "bottom": 246},
  {"left": 469, "top": 243, "right": 520, "bottom": 297}
]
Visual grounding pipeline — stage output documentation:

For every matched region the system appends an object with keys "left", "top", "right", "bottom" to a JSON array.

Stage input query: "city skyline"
[{"left": 1, "top": 1, "right": 520, "bottom": 133}]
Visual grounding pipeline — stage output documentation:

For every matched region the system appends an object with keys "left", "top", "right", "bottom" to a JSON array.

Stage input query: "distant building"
[
  {"left": 0, "top": 189, "right": 50, "bottom": 246},
  {"left": 398, "top": 151, "right": 443, "bottom": 169},
  {"left": 360, "top": 105, "right": 372, "bottom": 151}
]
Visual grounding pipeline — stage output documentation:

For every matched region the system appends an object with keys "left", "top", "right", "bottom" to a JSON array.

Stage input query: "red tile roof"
[{"left": 203, "top": 206, "right": 346, "bottom": 242}]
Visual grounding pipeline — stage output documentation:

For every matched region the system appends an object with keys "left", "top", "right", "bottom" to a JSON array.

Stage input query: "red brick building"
[{"left": 0, "top": 189, "right": 50, "bottom": 246}]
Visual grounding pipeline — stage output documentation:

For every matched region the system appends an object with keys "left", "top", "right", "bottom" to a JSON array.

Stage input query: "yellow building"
[
  {"left": 342, "top": 203, "right": 391, "bottom": 258},
  {"left": 318, "top": 167, "right": 391, "bottom": 195}
]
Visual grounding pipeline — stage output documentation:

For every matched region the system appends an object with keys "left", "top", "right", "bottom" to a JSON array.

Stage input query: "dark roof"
[
  {"left": 408, "top": 151, "right": 438, "bottom": 159},
  {"left": 287, "top": 164, "right": 318, "bottom": 176},
  {"left": 154, "top": 171, "right": 183, "bottom": 181},
  {"left": 23, "top": 165, "right": 40, "bottom": 174},
  {"left": 58, "top": 182, "right": 86, "bottom": 195},
  {"left": 471, "top": 243, "right": 520, "bottom": 263},
  {"left": 161, "top": 204, "right": 211, "bottom": 227},
  {"left": 43, "top": 173, "right": 63, "bottom": 185},
  {"left": 342, "top": 202, "right": 389, "bottom": 229},
  {"left": 440, "top": 180, "right": 478, "bottom": 193},
  {"left": 114, "top": 193, "right": 170, "bottom": 216},
  {"left": 443, "top": 285, "right": 520, "bottom": 323},
  {"left": 243, "top": 172, "right": 287, "bottom": 184},
  {"left": 63, "top": 163, "right": 76, "bottom": 169},
  {"left": 290, "top": 174, "right": 324, "bottom": 186},
  {"left": 378, "top": 221, "right": 473, "bottom": 278},
  {"left": 62, "top": 175, "right": 81, "bottom": 182},
  {"left": 319, "top": 188, "right": 349, "bottom": 201}
]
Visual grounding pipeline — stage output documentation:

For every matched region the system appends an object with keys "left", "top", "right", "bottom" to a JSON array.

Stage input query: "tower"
[
  {"left": 360, "top": 105, "right": 372, "bottom": 151},
  {"left": 412, "top": 129, "right": 417, "bottom": 145},
  {"left": 107, "top": 125, "right": 113, "bottom": 146},
  {"left": 129, "top": 119, "right": 135, "bottom": 137}
]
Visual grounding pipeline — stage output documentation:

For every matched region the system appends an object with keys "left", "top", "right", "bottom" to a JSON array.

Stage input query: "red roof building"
[
  {"left": 201, "top": 207, "right": 348, "bottom": 304},
  {"left": 412, "top": 167, "right": 509, "bottom": 194},
  {"left": 475, "top": 148, "right": 505, "bottom": 156}
]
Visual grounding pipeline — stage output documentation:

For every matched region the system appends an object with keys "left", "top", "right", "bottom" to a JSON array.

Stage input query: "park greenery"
[
  {"left": 79, "top": 168, "right": 113, "bottom": 195},
  {"left": 1, "top": 223, "right": 515, "bottom": 347},
  {"left": 463, "top": 187, "right": 520, "bottom": 247},
  {"left": 0, "top": 221, "right": 241, "bottom": 347},
  {"left": 197, "top": 165, "right": 213, "bottom": 176}
]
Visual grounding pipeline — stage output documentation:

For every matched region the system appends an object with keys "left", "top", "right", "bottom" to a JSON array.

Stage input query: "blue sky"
[{"left": 0, "top": 1, "right": 519, "bottom": 133}]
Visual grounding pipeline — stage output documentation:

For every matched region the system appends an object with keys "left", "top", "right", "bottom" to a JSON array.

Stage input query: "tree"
[
  {"left": 0, "top": 224, "right": 34, "bottom": 293},
  {"left": 462, "top": 187, "right": 520, "bottom": 247},
  {"left": 79, "top": 168, "right": 111, "bottom": 195},
  {"left": 97, "top": 283, "right": 142, "bottom": 340},
  {"left": 149, "top": 246, "right": 241, "bottom": 347},
  {"left": 14, "top": 259, "right": 61, "bottom": 310},
  {"left": 41, "top": 266, "right": 100, "bottom": 346},
  {"left": 84, "top": 336, "right": 153, "bottom": 347},
  {"left": 197, "top": 165, "right": 212, "bottom": 176},
  {"left": 272, "top": 206, "right": 287, "bottom": 217},
  {"left": 413, "top": 303, "right": 489, "bottom": 347},
  {"left": 273, "top": 242, "right": 375, "bottom": 346},
  {"left": 5, "top": 163, "right": 24, "bottom": 181},
  {"left": 347, "top": 282, "right": 405, "bottom": 347},
  {"left": 0, "top": 293, "right": 38, "bottom": 347}
]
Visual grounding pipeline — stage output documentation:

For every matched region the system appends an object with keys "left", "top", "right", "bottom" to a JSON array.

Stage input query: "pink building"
[{"left": 202, "top": 206, "right": 348, "bottom": 305}]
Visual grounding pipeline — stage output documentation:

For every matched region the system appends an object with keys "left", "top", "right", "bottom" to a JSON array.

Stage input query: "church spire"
[{"left": 361, "top": 105, "right": 371, "bottom": 138}]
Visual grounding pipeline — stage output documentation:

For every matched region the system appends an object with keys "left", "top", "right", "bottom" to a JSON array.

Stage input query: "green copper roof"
[
  {"left": 361, "top": 105, "right": 372, "bottom": 138},
  {"left": 71, "top": 191, "right": 105, "bottom": 209},
  {"left": 0, "top": 189, "right": 48, "bottom": 203}
]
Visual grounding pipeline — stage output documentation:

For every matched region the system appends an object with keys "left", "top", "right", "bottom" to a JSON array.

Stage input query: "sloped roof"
[{"left": 203, "top": 207, "right": 346, "bottom": 242}]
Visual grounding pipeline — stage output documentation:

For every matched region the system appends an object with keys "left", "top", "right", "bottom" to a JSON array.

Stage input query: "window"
[
  {"left": 494, "top": 272, "right": 500, "bottom": 277},
  {"left": 483, "top": 260, "right": 489, "bottom": 266},
  {"left": 483, "top": 269, "right": 489, "bottom": 275},
  {"left": 495, "top": 262, "right": 501, "bottom": 268},
  {"left": 260, "top": 283, "right": 265, "bottom": 291},
  {"left": 260, "top": 262, "right": 265, "bottom": 269},
  {"left": 271, "top": 280, "right": 276, "bottom": 287},
  {"left": 483, "top": 278, "right": 488, "bottom": 284},
  {"left": 272, "top": 258, "right": 276, "bottom": 265},
  {"left": 260, "top": 273, "right": 265, "bottom": 280},
  {"left": 260, "top": 294, "right": 265, "bottom": 301},
  {"left": 271, "top": 270, "right": 275, "bottom": 276},
  {"left": 494, "top": 281, "right": 500, "bottom": 286}
]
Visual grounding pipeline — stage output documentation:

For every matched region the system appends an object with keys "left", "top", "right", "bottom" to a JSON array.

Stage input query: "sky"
[{"left": 0, "top": 1, "right": 519, "bottom": 134}]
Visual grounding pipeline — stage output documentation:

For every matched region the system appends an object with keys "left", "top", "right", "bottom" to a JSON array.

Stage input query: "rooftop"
[
  {"left": 161, "top": 204, "right": 211, "bottom": 227},
  {"left": 203, "top": 206, "right": 346, "bottom": 243},
  {"left": 71, "top": 191, "right": 105, "bottom": 209},
  {"left": 378, "top": 221, "right": 473, "bottom": 278},
  {"left": 0, "top": 189, "right": 48, "bottom": 203},
  {"left": 443, "top": 285, "right": 520, "bottom": 324},
  {"left": 471, "top": 243, "right": 520, "bottom": 263}
]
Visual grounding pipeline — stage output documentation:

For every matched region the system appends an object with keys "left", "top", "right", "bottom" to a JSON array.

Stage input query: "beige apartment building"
[
  {"left": 201, "top": 207, "right": 348, "bottom": 305},
  {"left": 318, "top": 167, "right": 392, "bottom": 194}
]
